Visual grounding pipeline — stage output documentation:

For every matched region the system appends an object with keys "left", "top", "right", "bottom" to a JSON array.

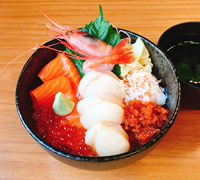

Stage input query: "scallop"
[
  {"left": 77, "top": 96, "right": 102, "bottom": 115},
  {"left": 84, "top": 73, "right": 125, "bottom": 100},
  {"left": 80, "top": 100, "right": 124, "bottom": 129},
  {"left": 95, "top": 93, "right": 125, "bottom": 108},
  {"left": 78, "top": 70, "right": 102, "bottom": 98},
  {"left": 103, "top": 70, "right": 120, "bottom": 81},
  {"left": 78, "top": 71, "right": 125, "bottom": 100},
  {"left": 85, "top": 123, "right": 130, "bottom": 156},
  {"left": 77, "top": 95, "right": 124, "bottom": 116}
]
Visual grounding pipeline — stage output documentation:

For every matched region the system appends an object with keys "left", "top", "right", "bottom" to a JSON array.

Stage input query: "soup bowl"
[
  {"left": 158, "top": 22, "right": 200, "bottom": 108},
  {"left": 16, "top": 29, "right": 181, "bottom": 171}
]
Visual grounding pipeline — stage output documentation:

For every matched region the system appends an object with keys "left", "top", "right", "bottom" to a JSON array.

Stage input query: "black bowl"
[
  {"left": 16, "top": 29, "right": 181, "bottom": 171},
  {"left": 158, "top": 22, "right": 200, "bottom": 108}
]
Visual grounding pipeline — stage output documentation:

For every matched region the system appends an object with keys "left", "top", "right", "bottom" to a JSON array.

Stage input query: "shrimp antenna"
[
  {"left": 38, "top": 44, "right": 87, "bottom": 60},
  {"left": 36, "top": 6, "right": 77, "bottom": 32},
  {"left": 36, "top": 6, "right": 66, "bottom": 30},
  {"left": 111, "top": 23, "right": 119, "bottom": 34},
  {"left": 0, "top": 47, "right": 37, "bottom": 75},
  {"left": 118, "top": 29, "right": 131, "bottom": 43},
  {"left": 110, "top": 23, "right": 131, "bottom": 43},
  {"left": 0, "top": 37, "right": 64, "bottom": 76}
]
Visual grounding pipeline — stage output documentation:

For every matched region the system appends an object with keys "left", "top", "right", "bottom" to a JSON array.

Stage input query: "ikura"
[{"left": 32, "top": 106, "right": 98, "bottom": 157}]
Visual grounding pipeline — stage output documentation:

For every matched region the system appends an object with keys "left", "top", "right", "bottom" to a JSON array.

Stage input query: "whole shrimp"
[{"left": 37, "top": 6, "right": 135, "bottom": 73}]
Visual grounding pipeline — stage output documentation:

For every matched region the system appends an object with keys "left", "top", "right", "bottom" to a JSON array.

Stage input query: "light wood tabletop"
[{"left": 1, "top": 0, "right": 200, "bottom": 179}]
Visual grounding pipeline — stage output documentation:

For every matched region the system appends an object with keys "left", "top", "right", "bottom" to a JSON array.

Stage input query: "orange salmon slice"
[
  {"left": 30, "top": 76, "right": 82, "bottom": 127},
  {"left": 30, "top": 76, "right": 77, "bottom": 109},
  {"left": 38, "top": 53, "right": 82, "bottom": 96}
]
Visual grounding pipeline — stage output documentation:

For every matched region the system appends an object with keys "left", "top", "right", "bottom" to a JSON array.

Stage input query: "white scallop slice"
[
  {"left": 77, "top": 95, "right": 124, "bottom": 116},
  {"left": 84, "top": 74, "right": 125, "bottom": 100},
  {"left": 77, "top": 96, "right": 102, "bottom": 115},
  {"left": 85, "top": 123, "right": 130, "bottom": 156},
  {"left": 80, "top": 100, "right": 124, "bottom": 129},
  {"left": 78, "top": 70, "right": 102, "bottom": 97},
  {"left": 96, "top": 93, "right": 125, "bottom": 108},
  {"left": 103, "top": 71, "right": 120, "bottom": 81}
]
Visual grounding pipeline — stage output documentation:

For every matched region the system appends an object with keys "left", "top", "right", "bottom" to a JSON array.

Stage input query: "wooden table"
[{"left": 1, "top": 0, "right": 200, "bottom": 179}]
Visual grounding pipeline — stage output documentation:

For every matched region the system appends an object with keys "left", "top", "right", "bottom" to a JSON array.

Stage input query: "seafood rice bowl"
[{"left": 16, "top": 6, "right": 180, "bottom": 170}]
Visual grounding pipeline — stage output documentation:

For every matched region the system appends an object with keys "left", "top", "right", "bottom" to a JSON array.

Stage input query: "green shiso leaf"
[
  {"left": 82, "top": 5, "right": 121, "bottom": 47},
  {"left": 65, "top": 47, "right": 85, "bottom": 78},
  {"left": 81, "top": 5, "right": 122, "bottom": 77},
  {"left": 65, "top": 5, "right": 122, "bottom": 78}
]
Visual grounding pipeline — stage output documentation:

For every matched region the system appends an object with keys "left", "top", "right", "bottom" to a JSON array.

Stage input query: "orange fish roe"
[
  {"left": 122, "top": 100, "right": 169, "bottom": 146},
  {"left": 32, "top": 106, "right": 98, "bottom": 156}
]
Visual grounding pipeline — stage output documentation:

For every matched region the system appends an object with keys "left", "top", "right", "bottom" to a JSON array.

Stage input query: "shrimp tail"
[
  {"left": 83, "top": 38, "right": 135, "bottom": 73},
  {"left": 109, "top": 38, "right": 131, "bottom": 54}
]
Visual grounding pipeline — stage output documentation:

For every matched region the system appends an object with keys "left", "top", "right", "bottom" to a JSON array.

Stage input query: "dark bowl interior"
[
  {"left": 16, "top": 29, "right": 181, "bottom": 171},
  {"left": 158, "top": 22, "right": 200, "bottom": 52},
  {"left": 158, "top": 22, "right": 200, "bottom": 108}
]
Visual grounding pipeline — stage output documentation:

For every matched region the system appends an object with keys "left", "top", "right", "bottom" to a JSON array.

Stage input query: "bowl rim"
[
  {"left": 16, "top": 29, "right": 181, "bottom": 162},
  {"left": 157, "top": 21, "right": 200, "bottom": 90}
]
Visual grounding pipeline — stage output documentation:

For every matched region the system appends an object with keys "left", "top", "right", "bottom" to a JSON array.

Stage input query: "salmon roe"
[
  {"left": 32, "top": 106, "right": 98, "bottom": 156},
  {"left": 121, "top": 100, "right": 169, "bottom": 147}
]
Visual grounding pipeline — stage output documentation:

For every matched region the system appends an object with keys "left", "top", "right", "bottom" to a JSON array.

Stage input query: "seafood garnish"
[
  {"left": 37, "top": 6, "right": 135, "bottom": 73},
  {"left": 29, "top": 5, "right": 169, "bottom": 157}
]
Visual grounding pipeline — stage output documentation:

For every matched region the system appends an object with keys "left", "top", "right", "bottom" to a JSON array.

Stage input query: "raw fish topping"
[{"left": 30, "top": 5, "right": 169, "bottom": 157}]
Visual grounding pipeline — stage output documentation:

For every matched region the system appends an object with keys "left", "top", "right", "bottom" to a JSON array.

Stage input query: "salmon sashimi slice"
[
  {"left": 38, "top": 53, "right": 82, "bottom": 97},
  {"left": 30, "top": 76, "right": 82, "bottom": 128},
  {"left": 61, "top": 107, "right": 82, "bottom": 128},
  {"left": 30, "top": 76, "right": 77, "bottom": 109}
]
